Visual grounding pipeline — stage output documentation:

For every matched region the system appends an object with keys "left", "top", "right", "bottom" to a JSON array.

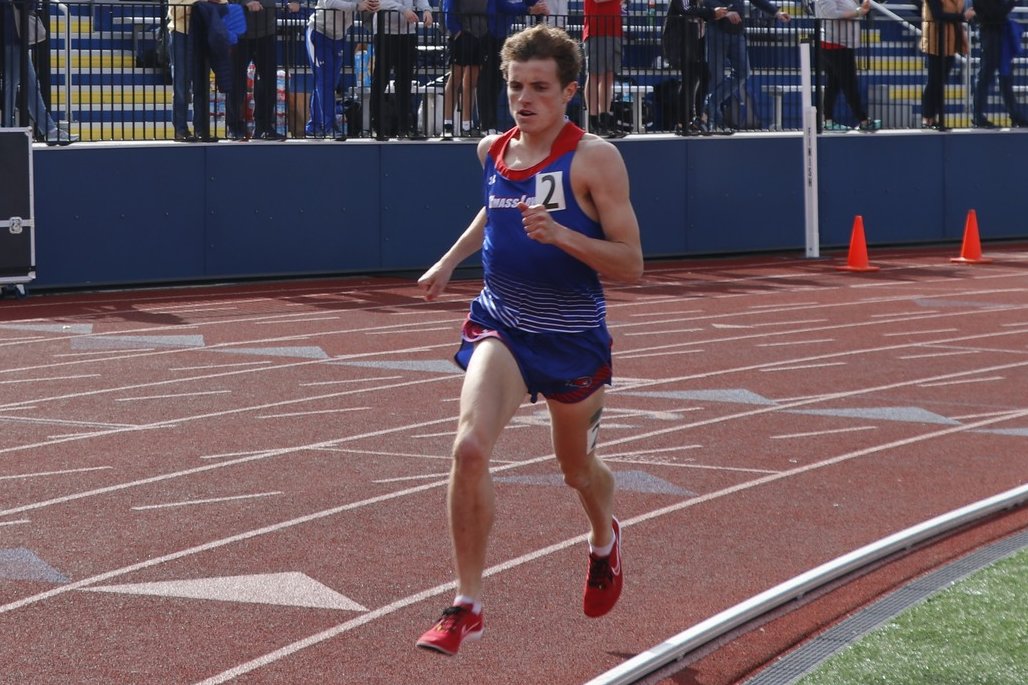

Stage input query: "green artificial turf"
[{"left": 796, "top": 547, "right": 1028, "bottom": 685}]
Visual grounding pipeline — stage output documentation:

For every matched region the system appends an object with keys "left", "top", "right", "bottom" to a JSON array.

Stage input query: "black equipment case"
[{"left": 0, "top": 128, "right": 35, "bottom": 297}]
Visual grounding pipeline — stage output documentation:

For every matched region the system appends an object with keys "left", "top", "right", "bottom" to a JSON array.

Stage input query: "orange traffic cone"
[
  {"left": 835, "top": 215, "right": 879, "bottom": 272},
  {"left": 951, "top": 209, "right": 992, "bottom": 264}
]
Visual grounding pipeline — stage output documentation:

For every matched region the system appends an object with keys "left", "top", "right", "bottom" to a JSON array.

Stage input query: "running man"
[{"left": 415, "top": 23, "right": 643, "bottom": 656}]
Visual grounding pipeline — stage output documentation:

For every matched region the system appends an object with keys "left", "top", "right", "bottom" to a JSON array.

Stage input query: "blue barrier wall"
[{"left": 28, "top": 131, "right": 1028, "bottom": 290}]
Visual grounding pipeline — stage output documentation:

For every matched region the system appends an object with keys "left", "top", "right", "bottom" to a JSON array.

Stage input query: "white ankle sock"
[
  {"left": 454, "top": 595, "right": 481, "bottom": 614},
  {"left": 589, "top": 527, "right": 615, "bottom": 558}
]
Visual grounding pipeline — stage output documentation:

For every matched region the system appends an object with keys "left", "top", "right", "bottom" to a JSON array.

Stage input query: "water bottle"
[{"left": 647, "top": 0, "right": 656, "bottom": 29}]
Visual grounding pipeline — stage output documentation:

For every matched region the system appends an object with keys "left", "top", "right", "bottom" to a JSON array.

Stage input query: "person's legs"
[
  {"left": 705, "top": 27, "right": 729, "bottom": 126},
  {"left": 170, "top": 31, "right": 192, "bottom": 136},
  {"left": 447, "top": 338, "right": 528, "bottom": 601},
  {"left": 822, "top": 51, "right": 842, "bottom": 122},
  {"left": 252, "top": 33, "right": 278, "bottom": 135},
  {"left": 371, "top": 34, "right": 389, "bottom": 137},
  {"left": 461, "top": 65, "right": 480, "bottom": 132},
  {"left": 837, "top": 48, "right": 867, "bottom": 122},
  {"left": 226, "top": 38, "right": 251, "bottom": 137},
  {"left": 724, "top": 32, "right": 750, "bottom": 126},
  {"left": 973, "top": 30, "right": 1000, "bottom": 124},
  {"left": 476, "top": 34, "right": 501, "bottom": 132},
  {"left": 3, "top": 43, "right": 58, "bottom": 137},
  {"left": 394, "top": 35, "right": 416, "bottom": 135},
  {"left": 998, "top": 74, "right": 1027, "bottom": 124},
  {"left": 547, "top": 387, "right": 614, "bottom": 551}
]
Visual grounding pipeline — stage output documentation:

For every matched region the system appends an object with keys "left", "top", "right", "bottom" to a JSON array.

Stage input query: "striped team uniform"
[{"left": 454, "top": 122, "right": 613, "bottom": 403}]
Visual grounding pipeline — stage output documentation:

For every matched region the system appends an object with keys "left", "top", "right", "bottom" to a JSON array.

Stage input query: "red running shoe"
[
  {"left": 583, "top": 517, "right": 623, "bottom": 617},
  {"left": 415, "top": 603, "right": 484, "bottom": 656}
]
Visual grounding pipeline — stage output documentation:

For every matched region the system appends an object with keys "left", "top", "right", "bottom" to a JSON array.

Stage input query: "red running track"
[{"left": 1, "top": 244, "right": 1027, "bottom": 685}]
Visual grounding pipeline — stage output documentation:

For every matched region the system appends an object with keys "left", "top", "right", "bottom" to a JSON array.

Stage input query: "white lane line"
[
  {"left": 613, "top": 460, "right": 778, "bottom": 474},
  {"left": 760, "top": 362, "right": 848, "bottom": 372},
  {"left": 191, "top": 404, "right": 1028, "bottom": 685},
  {"left": 7, "top": 355, "right": 1028, "bottom": 620},
  {"left": 1001, "top": 321, "right": 1028, "bottom": 327},
  {"left": 257, "top": 407, "right": 369, "bottom": 419},
  {"left": 618, "top": 349, "right": 705, "bottom": 360},
  {"left": 899, "top": 350, "right": 981, "bottom": 360},
  {"left": 624, "top": 328, "right": 704, "bottom": 337},
  {"left": 372, "top": 473, "right": 451, "bottom": 483},
  {"left": 757, "top": 339, "right": 835, "bottom": 347},
  {"left": 132, "top": 492, "right": 283, "bottom": 511},
  {"left": 0, "top": 415, "right": 140, "bottom": 429},
  {"left": 771, "top": 426, "right": 877, "bottom": 440},
  {"left": 747, "top": 302, "right": 820, "bottom": 309},
  {"left": 200, "top": 450, "right": 279, "bottom": 461},
  {"left": 870, "top": 310, "right": 936, "bottom": 318},
  {"left": 253, "top": 317, "right": 341, "bottom": 326},
  {"left": 169, "top": 361, "right": 274, "bottom": 372},
  {"left": 917, "top": 376, "right": 1005, "bottom": 388},
  {"left": 300, "top": 376, "right": 403, "bottom": 387},
  {"left": 0, "top": 466, "right": 113, "bottom": 481},
  {"left": 0, "top": 519, "right": 29, "bottom": 527},
  {"left": 0, "top": 411, "right": 459, "bottom": 519},
  {"left": 366, "top": 326, "right": 453, "bottom": 335},
  {"left": 0, "top": 336, "right": 48, "bottom": 342},
  {"left": 882, "top": 328, "right": 960, "bottom": 337},
  {"left": 115, "top": 390, "right": 233, "bottom": 402},
  {"left": 53, "top": 349, "right": 157, "bottom": 358},
  {"left": 629, "top": 309, "right": 705, "bottom": 318},
  {"left": 0, "top": 374, "right": 102, "bottom": 385}
]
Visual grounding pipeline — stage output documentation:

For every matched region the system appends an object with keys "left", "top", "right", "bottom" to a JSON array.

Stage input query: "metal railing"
[{"left": 3, "top": 0, "right": 1028, "bottom": 142}]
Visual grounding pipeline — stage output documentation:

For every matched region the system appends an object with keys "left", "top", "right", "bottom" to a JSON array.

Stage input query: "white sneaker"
[{"left": 44, "top": 129, "right": 78, "bottom": 146}]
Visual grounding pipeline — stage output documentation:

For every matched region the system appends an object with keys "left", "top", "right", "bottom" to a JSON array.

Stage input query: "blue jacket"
[{"left": 442, "top": 0, "right": 540, "bottom": 39}]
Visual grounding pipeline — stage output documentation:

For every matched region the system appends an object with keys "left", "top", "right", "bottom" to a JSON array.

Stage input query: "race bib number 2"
[{"left": 535, "top": 171, "right": 566, "bottom": 212}]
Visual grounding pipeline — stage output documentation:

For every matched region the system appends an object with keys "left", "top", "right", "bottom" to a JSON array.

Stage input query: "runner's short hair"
[{"left": 500, "top": 24, "right": 582, "bottom": 88}]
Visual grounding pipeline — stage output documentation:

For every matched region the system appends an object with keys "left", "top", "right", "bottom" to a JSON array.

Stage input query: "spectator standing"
[
  {"left": 815, "top": 0, "right": 880, "bottom": 131},
  {"left": 306, "top": 0, "right": 379, "bottom": 139},
  {"left": 703, "top": 0, "right": 789, "bottom": 133},
  {"left": 371, "top": 0, "right": 434, "bottom": 139},
  {"left": 965, "top": 0, "right": 1027, "bottom": 127},
  {"left": 227, "top": 0, "right": 299, "bottom": 140},
  {"left": 2, "top": 1, "right": 76, "bottom": 144},
  {"left": 167, "top": 0, "right": 199, "bottom": 141},
  {"left": 441, "top": 0, "right": 490, "bottom": 137},
  {"left": 920, "top": 0, "right": 967, "bottom": 129},
  {"left": 474, "top": 0, "right": 549, "bottom": 137},
  {"left": 663, "top": 0, "right": 726, "bottom": 135},
  {"left": 582, "top": 0, "right": 625, "bottom": 137}
]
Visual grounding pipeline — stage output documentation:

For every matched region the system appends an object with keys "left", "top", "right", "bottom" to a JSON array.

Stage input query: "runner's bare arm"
[{"left": 417, "top": 208, "right": 487, "bottom": 301}]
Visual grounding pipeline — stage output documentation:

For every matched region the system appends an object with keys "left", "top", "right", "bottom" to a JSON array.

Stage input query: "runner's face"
[{"left": 507, "top": 59, "right": 576, "bottom": 134}]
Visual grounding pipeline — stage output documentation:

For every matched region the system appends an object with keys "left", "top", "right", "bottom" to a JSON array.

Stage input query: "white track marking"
[
  {"left": 917, "top": 376, "right": 1005, "bottom": 388},
  {"left": 760, "top": 362, "right": 848, "bottom": 372},
  {"left": 771, "top": 426, "right": 877, "bottom": 440},
  {"left": 757, "top": 339, "right": 835, "bottom": 347},
  {"left": 132, "top": 492, "right": 283, "bottom": 511},
  {"left": 256, "top": 407, "right": 370, "bottom": 419},
  {"left": 0, "top": 466, "right": 113, "bottom": 481},
  {"left": 115, "top": 390, "right": 233, "bottom": 402},
  {"left": 5, "top": 356, "right": 1028, "bottom": 618},
  {"left": 0, "top": 374, "right": 101, "bottom": 384},
  {"left": 191, "top": 404, "right": 1028, "bottom": 684}
]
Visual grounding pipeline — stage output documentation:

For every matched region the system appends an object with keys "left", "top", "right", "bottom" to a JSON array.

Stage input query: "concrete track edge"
[{"left": 584, "top": 483, "right": 1028, "bottom": 685}]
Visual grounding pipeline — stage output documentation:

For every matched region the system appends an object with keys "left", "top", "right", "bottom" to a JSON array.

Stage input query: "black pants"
[
  {"left": 922, "top": 53, "right": 954, "bottom": 122},
  {"left": 477, "top": 33, "right": 502, "bottom": 132},
  {"left": 227, "top": 34, "right": 278, "bottom": 136},
  {"left": 372, "top": 33, "right": 417, "bottom": 136},
  {"left": 674, "top": 34, "right": 707, "bottom": 127},
  {"left": 822, "top": 47, "right": 865, "bottom": 122}
]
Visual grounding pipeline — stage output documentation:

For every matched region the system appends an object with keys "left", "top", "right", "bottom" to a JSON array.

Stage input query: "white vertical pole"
[{"left": 800, "top": 41, "right": 820, "bottom": 258}]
